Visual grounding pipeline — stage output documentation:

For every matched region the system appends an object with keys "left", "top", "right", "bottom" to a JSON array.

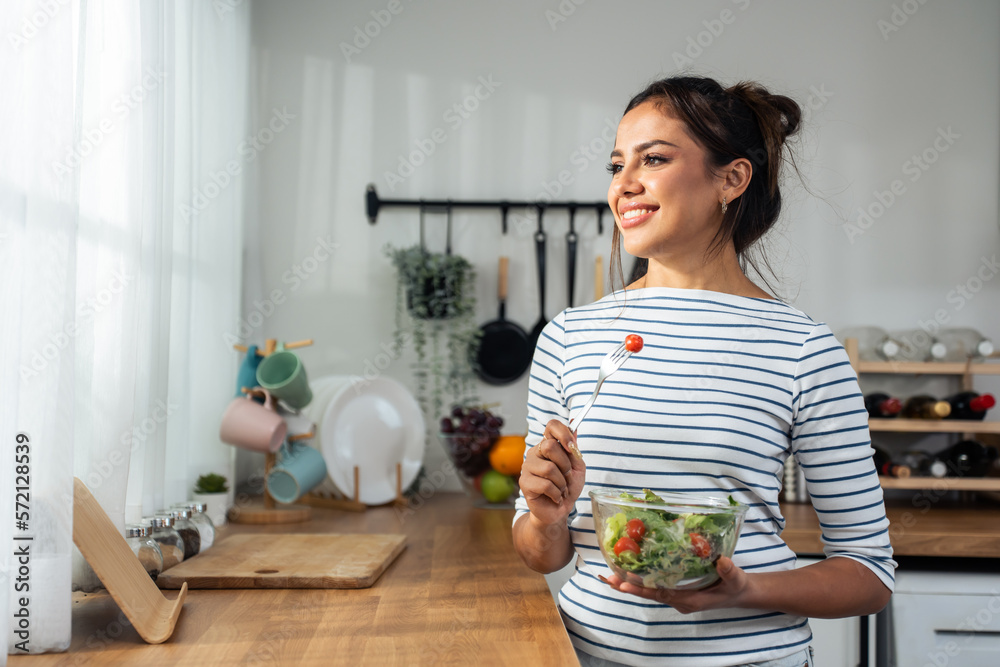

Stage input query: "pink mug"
[{"left": 219, "top": 389, "right": 287, "bottom": 453}]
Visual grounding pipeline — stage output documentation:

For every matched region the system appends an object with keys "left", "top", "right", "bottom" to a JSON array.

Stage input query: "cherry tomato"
[
  {"left": 613, "top": 536, "right": 640, "bottom": 557},
  {"left": 690, "top": 533, "right": 711, "bottom": 559},
  {"left": 626, "top": 518, "right": 646, "bottom": 541},
  {"left": 625, "top": 334, "right": 643, "bottom": 353}
]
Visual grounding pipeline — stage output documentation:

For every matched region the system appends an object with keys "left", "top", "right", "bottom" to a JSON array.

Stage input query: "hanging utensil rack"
[{"left": 365, "top": 184, "right": 608, "bottom": 234}]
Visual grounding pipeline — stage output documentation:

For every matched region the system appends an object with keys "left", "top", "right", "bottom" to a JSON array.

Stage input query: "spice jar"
[
  {"left": 161, "top": 507, "right": 201, "bottom": 559},
  {"left": 148, "top": 515, "right": 185, "bottom": 570},
  {"left": 125, "top": 523, "right": 163, "bottom": 582},
  {"left": 173, "top": 501, "right": 215, "bottom": 551}
]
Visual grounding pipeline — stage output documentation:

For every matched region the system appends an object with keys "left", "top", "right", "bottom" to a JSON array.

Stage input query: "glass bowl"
[
  {"left": 439, "top": 432, "right": 519, "bottom": 508},
  {"left": 589, "top": 488, "right": 747, "bottom": 590}
]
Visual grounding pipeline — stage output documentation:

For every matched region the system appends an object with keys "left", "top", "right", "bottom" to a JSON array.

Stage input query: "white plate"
[{"left": 320, "top": 376, "right": 424, "bottom": 505}]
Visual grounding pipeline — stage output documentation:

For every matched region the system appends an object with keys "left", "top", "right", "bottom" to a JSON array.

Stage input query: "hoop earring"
[{"left": 721, "top": 197, "right": 728, "bottom": 215}]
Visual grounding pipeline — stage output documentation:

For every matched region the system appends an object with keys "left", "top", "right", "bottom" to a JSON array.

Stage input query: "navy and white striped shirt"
[{"left": 515, "top": 287, "right": 895, "bottom": 667}]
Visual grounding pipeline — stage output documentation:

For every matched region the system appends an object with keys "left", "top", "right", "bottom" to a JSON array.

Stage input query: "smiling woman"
[{"left": 512, "top": 76, "right": 895, "bottom": 667}]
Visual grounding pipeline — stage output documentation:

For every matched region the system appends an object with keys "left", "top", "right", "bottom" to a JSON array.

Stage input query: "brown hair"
[{"left": 609, "top": 76, "right": 802, "bottom": 293}]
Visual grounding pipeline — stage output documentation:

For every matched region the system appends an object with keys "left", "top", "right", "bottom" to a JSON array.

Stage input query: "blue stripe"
[
  {"left": 580, "top": 417, "right": 789, "bottom": 452},
  {"left": 823, "top": 528, "right": 888, "bottom": 543},
  {"left": 562, "top": 579, "right": 784, "bottom": 625},
  {"left": 797, "top": 376, "right": 856, "bottom": 397},
  {"left": 563, "top": 612, "right": 810, "bottom": 642},
  {"left": 572, "top": 295, "right": 812, "bottom": 321},
  {"left": 793, "top": 423, "right": 869, "bottom": 441},
  {"left": 566, "top": 626, "right": 811, "bottom": 659},
  {"left": 584, "top": 438, "right": 783, "bottom": 465},
  {"left": 809, "top": 482, "right": 881, "bottom": 499},
  {"left": 566, "top": 381, "right": 792, "bottom": 416}
]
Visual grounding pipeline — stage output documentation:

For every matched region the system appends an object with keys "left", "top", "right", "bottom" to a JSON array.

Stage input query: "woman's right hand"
[{"left": 519, "top": 419, "right": 587, "bottom": 526}]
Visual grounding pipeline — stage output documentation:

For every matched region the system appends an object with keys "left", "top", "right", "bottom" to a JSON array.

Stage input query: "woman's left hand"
[{"left": 600, "top": 557, "right": 752, "bottom": 614}]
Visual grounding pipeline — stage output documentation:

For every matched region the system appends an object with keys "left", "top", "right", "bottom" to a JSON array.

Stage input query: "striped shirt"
[{"left": 515, "top": 287, "right": 895, "bottom": 667}]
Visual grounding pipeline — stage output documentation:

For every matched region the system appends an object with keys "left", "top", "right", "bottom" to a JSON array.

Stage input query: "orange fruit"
[{"left": 489, "top": 435, "right": 526, "bottom": 476}]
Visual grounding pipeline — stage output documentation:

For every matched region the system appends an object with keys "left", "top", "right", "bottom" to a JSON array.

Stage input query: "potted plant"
[
  {"left": 385, "top": 245, "right": 480, "bottom": 428},
  {"left": 193, "top": 473, "right": 230, "bottom": 528}
]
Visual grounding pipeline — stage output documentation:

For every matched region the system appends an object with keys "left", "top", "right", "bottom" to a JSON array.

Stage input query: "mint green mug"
[{"left": 256, "top": 344, "right": 312, "bottom": 409}]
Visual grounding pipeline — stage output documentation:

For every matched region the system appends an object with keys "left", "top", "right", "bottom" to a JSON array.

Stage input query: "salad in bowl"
[{"left": 590, "top": 488, "right": 748, "bottom": 590}]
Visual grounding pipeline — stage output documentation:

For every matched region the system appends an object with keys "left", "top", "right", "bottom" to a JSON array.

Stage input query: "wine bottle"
[
  {"left": 931, "top": 328, "right": 995, "bottom": 362},
  {"left": 836, "top": 327, "right": 901, "bottom": 361},
  {"left": 901, "top": 395, "right": 951, "bottom": 419},
  {"left": 899, "top": 450, "right": 948, "bottom": 478},
  {"left": 890, "top": 329, "right": 938, "bottom": 362},
  {"left": 945, "top": 391, "right": 996, "bottom": 421},
  {"left": 934, "top": 440, "right": 999, "bottom": 478},
  {"left": 864, "top": 393, "right": 903, "bottom": 418},
  {"left": 872, "top": 447, "right": 911, "bottom": 478}
]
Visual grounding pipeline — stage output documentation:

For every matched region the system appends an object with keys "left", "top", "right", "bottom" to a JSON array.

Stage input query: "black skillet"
[{"left": 474, "top": 256, "right": 532, "bottom": 385}]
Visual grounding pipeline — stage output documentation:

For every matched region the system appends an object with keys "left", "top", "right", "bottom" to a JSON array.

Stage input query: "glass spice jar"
[
  {"left": 161, "top": 507, "right": 201, "bottom": 559},
  {"left": 173, "top": 501, "right": 215, "bottom": 551},
  {"left": 125, "top": 523, "right": 163, "bottom": 582},
  {"left": 148, "top": 515, "right": 185, "bottom": 570}
]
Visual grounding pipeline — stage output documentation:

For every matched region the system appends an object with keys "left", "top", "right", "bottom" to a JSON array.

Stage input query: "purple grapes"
[{"left": 440, "top": 405, "right": 503, "bottom": 477}]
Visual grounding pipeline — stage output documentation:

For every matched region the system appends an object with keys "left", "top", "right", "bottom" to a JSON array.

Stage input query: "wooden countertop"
[
  {"left": 10, "top": 493, "right": 578, "bottom": 666},
  {"left": 781, "top": 500, "right": 1000, "bottom": 558},
  {"left": 14, "top": 493, "right": 998, "bottom": 664}
]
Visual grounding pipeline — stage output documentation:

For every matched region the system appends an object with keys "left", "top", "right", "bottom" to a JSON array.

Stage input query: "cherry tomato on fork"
[{"left": 625, "top": 334, "right": 643, "bottom": 353}]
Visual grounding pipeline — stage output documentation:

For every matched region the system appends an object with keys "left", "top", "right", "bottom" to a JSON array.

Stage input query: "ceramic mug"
[
  {"left": 256, "top": 344, "right": 313, "bottom": 409},
  {"left": 266, "top": 440, "right": 328, "bottom": 504},
  {"left": 219, "top": 389, "right": 287, "bottom": 453},
  {"left": 235, "top": 344, "right": 264, "bottom": 399}
]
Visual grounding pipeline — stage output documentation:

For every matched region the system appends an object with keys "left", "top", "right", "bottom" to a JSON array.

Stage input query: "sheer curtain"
[{"left": 2, "top": 0, "right": 250, "bottom": 654}]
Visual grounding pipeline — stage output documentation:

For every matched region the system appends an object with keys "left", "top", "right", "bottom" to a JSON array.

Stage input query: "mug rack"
[
  {"left": 228, "top": 338, "right": 407, "bottom": 524},
  {"left": 365, "top": 183, "right": 609, "bottom": 234}
]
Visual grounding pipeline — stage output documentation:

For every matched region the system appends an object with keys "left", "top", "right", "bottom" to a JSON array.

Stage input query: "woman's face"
[{"left": 608, "top": 101, "right": 725, "bottom": 261}]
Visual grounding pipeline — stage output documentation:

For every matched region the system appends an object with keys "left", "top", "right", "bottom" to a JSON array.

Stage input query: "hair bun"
[{"left": 727, "top": 82, "right": 802, "bottom": 145}]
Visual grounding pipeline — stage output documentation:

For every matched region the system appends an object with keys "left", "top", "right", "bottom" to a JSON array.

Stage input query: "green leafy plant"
[
  {"left": 385, "top": 245, "right": 480, "bottom": 426},
  {"left": 194, "top": 473, "right": 228, "bottom": 494}
]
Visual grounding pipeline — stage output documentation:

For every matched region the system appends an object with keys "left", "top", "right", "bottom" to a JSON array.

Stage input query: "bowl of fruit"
[
  {"left": 439, "top": 405, "right": 525, "bottom": 508},
  {"left": 590, "top": 488, "right": 747, "bottom": 590}
]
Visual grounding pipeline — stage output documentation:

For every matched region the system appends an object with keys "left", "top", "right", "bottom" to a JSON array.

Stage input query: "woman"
[{"left": 512, "top": 76, "right": 894, "bottom": 667}]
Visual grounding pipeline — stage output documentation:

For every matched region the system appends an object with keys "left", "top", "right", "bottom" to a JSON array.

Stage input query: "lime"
[{"left": 480, "top": 470, "right": 516, "bottom": 504}]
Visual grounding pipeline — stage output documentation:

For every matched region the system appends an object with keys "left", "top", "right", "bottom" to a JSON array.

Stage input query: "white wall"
[{"left": 240, "top": 0, "right": 1000, "bottom": 489}]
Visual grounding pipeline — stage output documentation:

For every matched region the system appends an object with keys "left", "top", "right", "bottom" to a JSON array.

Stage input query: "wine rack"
[{"left": 845, "top": 338, "right": 1000, "bottom": 492}]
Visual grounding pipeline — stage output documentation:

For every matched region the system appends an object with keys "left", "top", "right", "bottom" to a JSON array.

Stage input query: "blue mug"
[{"left": 266, "top": 440, "right": 327, "bottom": 504}]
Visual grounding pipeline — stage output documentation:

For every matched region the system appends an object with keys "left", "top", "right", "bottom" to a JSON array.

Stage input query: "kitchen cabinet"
[{"left": 888, "top": 563, "right": 1000, "bottom": 667}]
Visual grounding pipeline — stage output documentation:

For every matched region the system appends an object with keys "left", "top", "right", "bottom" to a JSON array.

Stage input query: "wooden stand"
[
  {"left": 72, "top": 478, "right": 187, "bottom": 643},
  {"left": 228, "top": 338, "right": 315, "bottom": 525},
  {"left": 300, "top": 462, "right": 409, "bottom": 511},
  {"left": 229, "top": 338, "right": 410, "bottom": 518},
  {"left": 227, "top": 449, "right": 313, "bottom": 525}
]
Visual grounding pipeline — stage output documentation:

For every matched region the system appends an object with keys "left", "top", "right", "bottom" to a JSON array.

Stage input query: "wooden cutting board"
[{"left": 156, "top": 533, "right": 405, "bottom": 589}]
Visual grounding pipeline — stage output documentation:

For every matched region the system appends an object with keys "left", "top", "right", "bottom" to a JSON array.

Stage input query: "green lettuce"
[{"left": 600, "top": 488, "right": 739, "bottom": 588}]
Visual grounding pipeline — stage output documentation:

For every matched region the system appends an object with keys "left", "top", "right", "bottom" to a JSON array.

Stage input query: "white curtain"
[{"left": 2, "top": 0, "right": 251, "bottom": 654}]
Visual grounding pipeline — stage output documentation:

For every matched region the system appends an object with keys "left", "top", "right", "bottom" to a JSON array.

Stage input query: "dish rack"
[{"left": 228, "top": 338, "right": 408, "bottom": 524}]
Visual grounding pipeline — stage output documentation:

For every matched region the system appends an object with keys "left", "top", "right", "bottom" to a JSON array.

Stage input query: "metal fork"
[{"left": 569, "top": 342, "right": 633, "bottom": 434}]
